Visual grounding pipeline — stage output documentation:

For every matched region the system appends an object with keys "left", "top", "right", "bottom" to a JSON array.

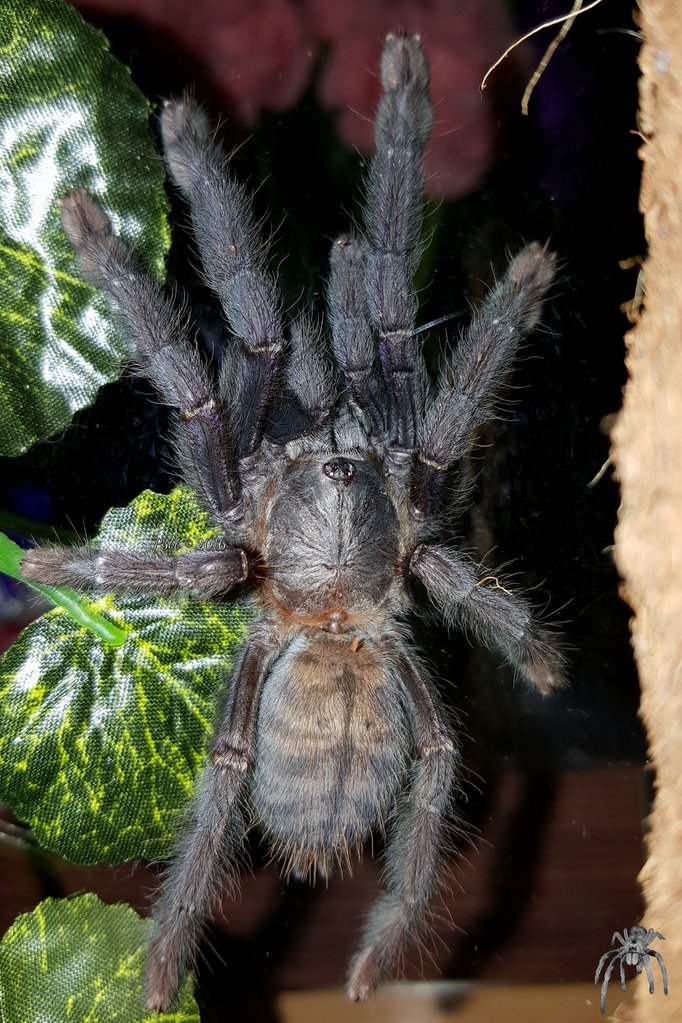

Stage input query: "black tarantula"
[{"left": 21, "top": 34, "right": 565, "bottom": 1011}]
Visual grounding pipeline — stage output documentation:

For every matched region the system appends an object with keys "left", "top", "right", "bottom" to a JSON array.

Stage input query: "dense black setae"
[{"left": 21, "top": 33, "right": 565, "bottom": 1011}]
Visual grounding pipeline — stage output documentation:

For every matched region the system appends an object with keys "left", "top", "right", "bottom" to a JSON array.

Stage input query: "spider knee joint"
[
  {"left": 417, "top": 733, "right": 456, "bottom": 758},
  {"left": 212, "top": 745, "right": 250, "bottom": 772}
]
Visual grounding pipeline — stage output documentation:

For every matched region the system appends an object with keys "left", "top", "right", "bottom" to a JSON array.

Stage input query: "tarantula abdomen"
[{"left": 251, "top": 631, "right": 410, "bottom": 881}]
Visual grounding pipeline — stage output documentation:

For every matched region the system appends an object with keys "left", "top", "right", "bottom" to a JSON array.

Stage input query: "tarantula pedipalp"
[
  {"left": 21, "top": 33, "right": 564, "bottom": 1011},
  {"left": 594, "top": 926, "right": 669, "bottom": 1014}
]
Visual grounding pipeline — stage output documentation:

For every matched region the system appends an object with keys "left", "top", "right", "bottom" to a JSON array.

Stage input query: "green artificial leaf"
[
  {"left": 0, "top": 895, "right": 199, "bottom": 1022},
  {"left": 0, "top": 0, "right": 170, "bottom": 457},
  {"left": 0, "top": 486, "right": 252, "bottom": 864}
]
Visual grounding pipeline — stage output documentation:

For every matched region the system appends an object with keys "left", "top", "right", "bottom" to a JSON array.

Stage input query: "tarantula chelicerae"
[{"left": 22, "top": 33, "right": 564, "bottom": 1010}]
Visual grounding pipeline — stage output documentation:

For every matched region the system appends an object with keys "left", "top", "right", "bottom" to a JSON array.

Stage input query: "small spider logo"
[{"left": 594, "top": 925, "right": 669, "bottom": 1014}]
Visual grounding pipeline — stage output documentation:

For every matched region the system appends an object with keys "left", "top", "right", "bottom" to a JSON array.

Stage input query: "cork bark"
[{"left": 611, "top": 1, "right": 682, "bottom": 1020}]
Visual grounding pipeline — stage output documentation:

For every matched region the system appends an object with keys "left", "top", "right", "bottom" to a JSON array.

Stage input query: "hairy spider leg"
[
  {"left": 59, "top": 190, "right": 237, "bottom": 517},
  {"left": 649, "top": 949, "right": 669, "bottom": 994},
  {"left": 363, "top": 34, "right": 432, "bottom": 449},
  {"left": 285, "top": 314, "right": 338, "bottom": 440},
  {"left": 410, "top": 542, "right": 566, "bottom": 693},
  {"left": 641, "top": 953, "right": 657, "bottom": 994},
  {"left": 20, "top": 545, "right": 248, "bottom": 597},
  {"left": 594, "top": 947, "right": 621, "bottom": 986},
  {"left": 599, "top": 953, "right": 622, "bottom": 1014},
  {"left": 160, "top": 99, "right": 285, "bottom": 462},
  {"left": 328, "top": 235, "right": 388, "bottom": 438},
  {"left": 145, "top": 624, "right": 280, "bottom": 1012},
  {"left": 347, "top": 646, "right": 458, "bottom": 1000},
  {"left": 412, "top": 243, "right": 556, "bottom": 519}
]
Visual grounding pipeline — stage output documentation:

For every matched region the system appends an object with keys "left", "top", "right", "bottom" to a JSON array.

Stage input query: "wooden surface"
[
  {"left": 277, "top": 983, "right": 635, "bottom": 1022},
  {"left": 0, "top": 763, "right": 645, "bottom": 1009}
]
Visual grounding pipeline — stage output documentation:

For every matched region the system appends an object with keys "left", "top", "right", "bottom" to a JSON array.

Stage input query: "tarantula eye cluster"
[{"left": 21, "top": 33, "right": 564, "bottom": 1011}]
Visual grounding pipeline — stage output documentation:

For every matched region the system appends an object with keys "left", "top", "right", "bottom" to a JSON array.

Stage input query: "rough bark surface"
[{"left": 611, "top": 1, "right": 682, "bottom": 1020}]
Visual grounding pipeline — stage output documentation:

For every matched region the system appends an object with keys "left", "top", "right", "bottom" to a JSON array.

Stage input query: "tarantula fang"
[
  {"left": 21, "top": 33, "right": 565, "bottom": 1011},
  {"left": 594, "top": 925, "right": 669, "bottom": 1014}
]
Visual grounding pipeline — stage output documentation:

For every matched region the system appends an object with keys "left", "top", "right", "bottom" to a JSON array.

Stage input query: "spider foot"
[
  {"left": 145, "top": 911, "right": 194, "bottom": 1014},
  {"left": 144, "top": 945, "right": 178, "bottom": 1014},
  {"left": 346, "top": 946, "right": 383, "bottom": 1003},
  {"left": 160, "top": 96, "right": 211, "bottom": 193}
]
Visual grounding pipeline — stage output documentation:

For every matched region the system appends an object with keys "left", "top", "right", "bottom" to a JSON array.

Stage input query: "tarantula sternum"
[{"left": 22, "top": 34, "right": 564, "bottom": 1010}]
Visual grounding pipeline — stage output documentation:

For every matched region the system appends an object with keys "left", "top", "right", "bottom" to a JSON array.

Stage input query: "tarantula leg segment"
[
  {"left": 59, "top": 189, "right": 237, "bottom": 515},
  {"left": 21, "top": 545, "right": 248, "bottom": 597},
  {"left": 328, "top": 235, "right": 387, "bottom": 437},
  {"left": 641, "top": 955, "right": 657, "bottom": 994},
  {"left": 145, "top": 625, "right": 279, "bottom": 1013},
  {"left": 285, "top": 315, "right": 337, "bottom": 438},
  {"left": 409, "top": 543, "right": 566, "bottom": 694},
  {"left": 598, "top": 955, "right": 620, "bottom": 1012},
  {"left": 412, "top": 243, "right": 556, "bottom": 519},
  {"left": 160, "top": 98, "right": 285, "bottom": 458},
  {"left": 651, "top": 951, "right": 669, "bottom": 995},
  {"left": 364, "top": 34, "right": 432, "bottom": 448},
  {"left": 347, "top": 648, "right": 457, "bottom": 1001}
]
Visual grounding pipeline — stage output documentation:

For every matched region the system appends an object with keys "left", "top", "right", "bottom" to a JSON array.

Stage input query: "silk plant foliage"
[
  {"left": 0, "top": 1, "right": 253, "bottom": 865},
  {"left": 0, "top": 0, "right": 170, "bottom": 456},
  {"left": 0, "top": 2, "right": 250, "bottom": 1013},
  {"left": 0, "top": 895, "right": 200, "bottom": 1022},
  {"left": 0, "top": 487, "right": 252, "bottom": 864}
]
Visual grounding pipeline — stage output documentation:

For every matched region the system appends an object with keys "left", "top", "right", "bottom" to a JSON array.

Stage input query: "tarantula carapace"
[{"left": 21, "top": 33, "right": 564, "bottom": 1011}]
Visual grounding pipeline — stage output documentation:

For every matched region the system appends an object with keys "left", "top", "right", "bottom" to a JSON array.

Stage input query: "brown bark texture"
[{"left": 611, "top": 1, "right": 682, "bottom": 1020}]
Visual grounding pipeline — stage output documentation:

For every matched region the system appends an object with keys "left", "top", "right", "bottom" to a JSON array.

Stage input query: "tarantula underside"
[{"left": 21, "top": 34, "right": 565, "bottom": 1011}]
